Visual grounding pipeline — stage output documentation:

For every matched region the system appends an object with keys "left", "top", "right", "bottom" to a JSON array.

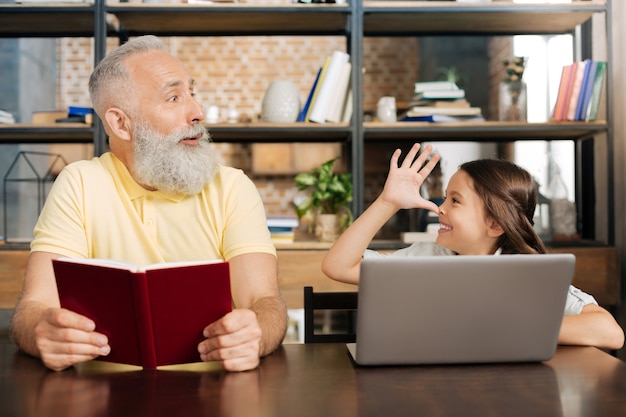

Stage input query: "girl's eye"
[{"left": 168, "top": 96, "right": 179, "bottom": 103}]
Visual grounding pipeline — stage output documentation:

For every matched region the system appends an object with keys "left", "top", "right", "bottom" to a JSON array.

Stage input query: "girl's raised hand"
[{"left": 379, "top": 143, "right": 441, "bottom": 212}]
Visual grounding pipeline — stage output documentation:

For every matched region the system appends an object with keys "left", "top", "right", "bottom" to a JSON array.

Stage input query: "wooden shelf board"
[
  {"left": 0, "top": 121, "right": 605, "bottom": 144},
  {"left": 364, "top": 121, "right": 607, "bottom": 141},
  {"left": 0, "top": 124, "right": 94, "bottom": 143},
  {"left": 108, "top": 4, "right": 350, "bottom": 36},
  {"left": 363, "top": 1, "right": 606, "bottom": 35},
  {"left": 206, "top": 122, "right": 353, "bottom": 142},
  {"left": 0, "top": 4, "right": 102, "bottom": 37}
]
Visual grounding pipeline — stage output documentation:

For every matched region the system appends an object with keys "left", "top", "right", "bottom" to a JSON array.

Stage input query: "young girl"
[{"left": 322, "top": 143, "right": 624, "bottom": 350}]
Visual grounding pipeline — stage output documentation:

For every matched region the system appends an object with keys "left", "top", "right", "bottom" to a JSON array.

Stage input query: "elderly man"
[{"left": 11, "top": 35, "right": 287, "bottom": 372}]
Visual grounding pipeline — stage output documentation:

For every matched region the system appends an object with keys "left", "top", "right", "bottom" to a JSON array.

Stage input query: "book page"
[
  {"left": 142, "top": 259, "right": 223, "bottom": 271},
  {"left": 55, "top": 257, "right": 138, "bottom": 271},
  {"left": 55, "top": 257, "right": 223, "bottom": 272}
]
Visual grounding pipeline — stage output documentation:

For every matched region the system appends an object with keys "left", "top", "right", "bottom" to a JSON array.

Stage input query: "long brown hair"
[{"left": 459, "top": 159, "right": 546, "bottom": 254}]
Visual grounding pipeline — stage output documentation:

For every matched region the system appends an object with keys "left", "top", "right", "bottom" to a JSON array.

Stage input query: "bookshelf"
[
  {"left": 0, "top": 1, "right": 619, "bottom": 311},
  {"left": 360, "top": 1, "right": 612, "bottom": 244},
  {"left": 0, "top": 0, "right": 613, "bottom": 244}
]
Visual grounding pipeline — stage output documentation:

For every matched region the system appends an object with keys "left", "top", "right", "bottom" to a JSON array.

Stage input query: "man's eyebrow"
[{"left": 162, "top": 78, "right": 195, "bottom": 91}]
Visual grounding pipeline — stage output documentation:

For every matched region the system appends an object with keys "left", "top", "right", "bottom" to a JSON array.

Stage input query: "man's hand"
[
  {"left": 198, "top": 309, "right": 263, "bottom": 372},
  {"left": 34, "top": 307, "right": 111, "bottom": 371}
]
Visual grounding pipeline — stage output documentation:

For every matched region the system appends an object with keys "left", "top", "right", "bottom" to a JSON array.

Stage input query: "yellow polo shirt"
[{"left": 32, "top": 152, "right": 275, "bottom": 266}]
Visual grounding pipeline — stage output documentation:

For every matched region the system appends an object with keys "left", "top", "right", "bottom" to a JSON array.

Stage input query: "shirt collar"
[{"left": 110, "top": 154, "right": 187, "bottom": 203}]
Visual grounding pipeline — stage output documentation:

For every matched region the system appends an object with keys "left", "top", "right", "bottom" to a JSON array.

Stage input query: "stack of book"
[
  {"left": 400, "top": 81, "right": 484, "bottom": 123},
  {"left": 414, "top": 81, "right": 465, "bottom": 101},
  {"left": 267, "top": 217, "right": 299, "bottom": 243},
  {"left": 298, "top": 51, "right": 353, "bottom": 124},
  {"left": 0, "top": 109, "right": 15, "bottom": 124},
  {"left": 551, "top": 60, "right": 607, "bottom": 122}
]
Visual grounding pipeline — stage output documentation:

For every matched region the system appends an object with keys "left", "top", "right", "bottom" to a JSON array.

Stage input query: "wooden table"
[{"left": 1, "top": 334, "right": 625, "bottom": 417}]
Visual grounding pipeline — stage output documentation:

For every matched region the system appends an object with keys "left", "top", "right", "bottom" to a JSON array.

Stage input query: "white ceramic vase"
[{"left": 261, "top": 80, "right": 301, "bottom": 123}]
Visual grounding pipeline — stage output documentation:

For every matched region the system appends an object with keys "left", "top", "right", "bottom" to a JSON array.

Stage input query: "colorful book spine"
[
  {"left": 551, "top": 65, "right": 569, "bottom": 121},
  {"left": 552, "top": 60, "right": 607, "bottom": 122},
  {"left": 555, "top": 63, "right": 577, "bottom": 121},
  {"left": 325, "top": 61, "right": 352, "bottom": 123},
  {"left": 574, "top": 60, "right": 593, "bottom": 121},
  {"left": 308, "top": 51, "right": 350, "bottom": 124},
  {"left": 585, "top": 61, "right": 607, "bottom": 121},
  {"left": 566, "top": 60, "right": 587, "bottom": 121},
  {"left": 576, "top": 60, "right": 598, "bottom": 121},
  {"left": 342, "top": 86, "right": 353, "bottom": 123},
  {"left": 297, "top": 67, "right": 322, "bottom": 122},
  {"left": 304, "top": 56, "right": 331, "bottom": 122}
]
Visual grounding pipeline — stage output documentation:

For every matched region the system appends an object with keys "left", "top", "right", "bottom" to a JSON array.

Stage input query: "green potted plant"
[{"left": 293, "top": 158, "right": 353, "bottom": 241}]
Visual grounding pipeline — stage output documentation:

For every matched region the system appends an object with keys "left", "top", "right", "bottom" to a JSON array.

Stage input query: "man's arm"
[
  {"left": 11, "top": 251, "right": 110, "bottom": 371},
  {"left": 198, "top": 252, "right": 287, "bottom": 371},
  {"left": 558, "top": 303, "right": 624, "bottom": 350},
  {"left": 229, "top": 252, "right": 287, "bottom": 356}
]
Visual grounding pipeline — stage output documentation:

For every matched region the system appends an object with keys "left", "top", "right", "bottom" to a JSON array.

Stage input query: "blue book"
[
  {"left": 267, "top": 217, "right": 299, "bottom": 229},
  {"left": 585, "top": 61, "right": 607, "bottom": 121},
  {"left": 401, "top": 114, "right": 485, "bottom": 123},
  {"left": 576, "top": 60, "right": 598, "bottom": 121},
  {"left": 574, "top": 60, "right": 592, "bottom": 121},
  {"left": 297, "top": 68, "right": 322, "bottom": 122},
  {"left": 67, "top": 106, "right": 94, "bottom": 116}
]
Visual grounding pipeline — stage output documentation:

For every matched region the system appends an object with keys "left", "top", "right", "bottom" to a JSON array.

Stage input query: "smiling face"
[{"left": 435, "top": 169, "right": 503, "bottom": 255}]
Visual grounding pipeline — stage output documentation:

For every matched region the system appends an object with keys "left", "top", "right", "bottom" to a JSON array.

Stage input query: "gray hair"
[{"left": 88, "top": 35, "right": 167, "bottom": 118}]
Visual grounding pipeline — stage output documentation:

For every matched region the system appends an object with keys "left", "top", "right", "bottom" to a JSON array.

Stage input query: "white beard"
[{"left": 132, "top": 121, "right": 218, "bottom": 195}]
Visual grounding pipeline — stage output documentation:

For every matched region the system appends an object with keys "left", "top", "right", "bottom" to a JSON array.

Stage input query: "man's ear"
[
  {"left": 104, "top": 108, "right": 132, "bottom": 142},
  {"left": 487, "top": 219, "right": 505, "bottom": 237}
]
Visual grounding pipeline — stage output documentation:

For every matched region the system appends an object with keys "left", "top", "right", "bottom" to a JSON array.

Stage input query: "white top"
[{"left": 363, "top": 242, "right": 597, "bottom": 316}]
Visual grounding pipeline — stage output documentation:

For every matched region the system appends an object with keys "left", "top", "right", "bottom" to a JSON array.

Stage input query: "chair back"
[{"left": 303, "top": 286, "right": 358, "bottom": 343}]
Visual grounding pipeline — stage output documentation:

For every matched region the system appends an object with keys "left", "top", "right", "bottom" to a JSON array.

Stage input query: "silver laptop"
[{"left": 347, "top": 254, "right": 575, "bottom": 365}]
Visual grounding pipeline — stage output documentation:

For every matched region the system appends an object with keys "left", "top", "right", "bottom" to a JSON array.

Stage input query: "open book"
[{"left": 53, "top": 258, "right": 232, "bottom": 369}]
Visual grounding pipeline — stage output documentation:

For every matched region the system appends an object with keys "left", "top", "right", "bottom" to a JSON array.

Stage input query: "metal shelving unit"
[{"left": 0, "top": 0, "right": 612, "bottom": 244}]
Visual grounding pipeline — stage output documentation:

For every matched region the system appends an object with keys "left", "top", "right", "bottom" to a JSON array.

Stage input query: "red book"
[
  {"left": 556, "top": 63, "right": 576, "bottom": 121},
  {"left": 53, "top": 258, "right": 232, "bottom": 369},
  {"left": 566, "top": 60, "right": 587, "bottom": 121},
  {"left": 551, "top": 65, "right": 569, "bottom": 121}
]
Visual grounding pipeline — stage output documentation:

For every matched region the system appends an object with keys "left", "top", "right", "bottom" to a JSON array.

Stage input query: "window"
[{"left": 513, "top": 34, "right": 575, "bottom": 201}]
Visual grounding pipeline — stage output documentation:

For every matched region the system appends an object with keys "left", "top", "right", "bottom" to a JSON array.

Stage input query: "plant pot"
[{"left": 315, "top": 214, "right": 340, "bottom": 242}]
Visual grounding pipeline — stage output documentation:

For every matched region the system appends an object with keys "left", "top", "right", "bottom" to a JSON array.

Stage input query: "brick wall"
[
  {"left": 57, "top": 34, "right": 419, "bottom": 218},
  {"left": 56, "top": 28, "right": 511, "bottom": 220}
]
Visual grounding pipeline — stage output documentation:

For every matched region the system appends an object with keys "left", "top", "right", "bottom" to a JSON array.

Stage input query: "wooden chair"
[{"left": 303, "top": 286, "right": 358, "bottom": 343}]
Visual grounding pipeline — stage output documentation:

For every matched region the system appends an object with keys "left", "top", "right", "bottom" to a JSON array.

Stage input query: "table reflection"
[
  {"left": 547, "top": 346, "right": 626, "bottom": 417},
  {"left": 355, "top": 362, "right": 563, "bottom": 417},
  {"left": 3, "top": 342, "right": 626, "bottom": 417},
  {"left": 8, "top": 350, "right": 273, "bottom": 417}
]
